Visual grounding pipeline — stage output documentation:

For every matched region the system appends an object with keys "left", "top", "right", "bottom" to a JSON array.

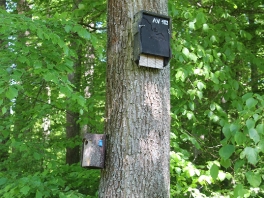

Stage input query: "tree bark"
[
  {"left": 65, "top": 0, "right": 83, "bottom": 165},
  {"left": 66, "top": 111, "right": 80, "bottom": 164},
  {"left": 0, "top": 0, "right": 8, "bottom": 166},
  {"left": 66, "top": 50, "right": 82, "bottom": 165},
  {"left": 99, "top": 0, "right": 170, "bottom": 197}
]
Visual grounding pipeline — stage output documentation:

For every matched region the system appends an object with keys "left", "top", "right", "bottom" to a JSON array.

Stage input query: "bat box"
[
  {"left": 133, "top": 10, "right": 171, "bottom": 69},
  {"left": 81, "top": 133, "right": 106, "bottom": 169}
]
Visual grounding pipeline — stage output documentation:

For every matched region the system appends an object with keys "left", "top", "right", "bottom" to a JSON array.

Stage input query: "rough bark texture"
[{"left": 99, "top": 0, "right": 170, "bottom": 197}]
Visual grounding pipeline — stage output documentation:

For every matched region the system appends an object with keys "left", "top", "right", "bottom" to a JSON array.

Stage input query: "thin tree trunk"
[
  {"left": 66, "top": 48, "right": 82, "bottom": 165},
  {"left": 248, "top": 15, "right": 259, "bottom": 93},
  {"left": 0, "top": 0, "right": 8, "bottom": 166},
  {"left": 66, "top": 112, "right": 80, "bottom": 164},
  {"left": 250, "top": 64, "right": 258, "bottom": 93},
  {"left": 65, "top": 0, "right": 84, "bottom": 165},
  {"left": 99, "top": 0, "right": 170, "bottom": 197}
]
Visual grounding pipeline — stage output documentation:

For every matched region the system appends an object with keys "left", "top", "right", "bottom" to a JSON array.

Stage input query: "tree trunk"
[
  {"left": 66, "top": 112, "right": 80, "bottom": 164},
  {"left": 66, "top": 48, "right": 82, "bottom": 165},
  {"left": 0, "top": 0, "right": 8, "bottom": 167},
  {"left": 99, "top": 0, "right": 170, "bottom": 197}
]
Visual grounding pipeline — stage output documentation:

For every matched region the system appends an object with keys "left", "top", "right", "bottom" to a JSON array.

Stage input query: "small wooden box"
[{"left": 81, "top": 133, "right": 106, "bottom": 169}]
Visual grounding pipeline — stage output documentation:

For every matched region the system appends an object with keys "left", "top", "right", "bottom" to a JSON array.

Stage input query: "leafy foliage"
[
  {"left": 169, "top": 0, "right": 264, "bottom": 197},
  {"left": 1, "top": 0, "right": 264, "bottom": 197},
  {"left": 0, "top": 0, "right": 106, "bottom": 196}
]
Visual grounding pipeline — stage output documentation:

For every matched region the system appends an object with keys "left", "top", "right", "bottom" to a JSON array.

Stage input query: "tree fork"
[{"left": 99, "top": 0, "right": 170, "bottom": 197}]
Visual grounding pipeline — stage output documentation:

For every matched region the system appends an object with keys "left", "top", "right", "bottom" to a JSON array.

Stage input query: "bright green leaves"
[
  {"left": 234, "top": 132, "right": 247, "bottom": 145},
  {"left": 182, "top": 47, "right": 190, "bottom": 57},
  {"left": 5, "top": 87, "right": 18, "bottom": 100},
  {"left": 245, "top": 171, "right": 262, "bottom": 187},
  {"left": 169, "top": 0, "right": 264, "bottom": 196},
  {"left": 210, "top": 164, "right": 219, "bottom": 180},
  {"left": 73, "top": 25, "right": 91, "bottom": 40},
  {"left": 246, "top": 97, "right": 258, "bottom": 109},
  {"left": 249, "top": 128, "right": 260, "bottom": 144},
  {"left": 220, "top": 93, "right": 264, "bottom": 168},
  {"left": 181, "top": 47, "right": 198, "bottom": 63},
  {"left": 234, "top": 184, "right": 249, "bottom": 198},
  {"left": 20, "top": 185, "right": 30, "bottom": 196},
  {"left": 63, "top": 18, "right": 95, "bottom": 41},
  {"left": 203, "top": 24, "right": 209, "bottom": 31},
  {"left": 219, "top": 144, "right": 235, "bottom": 160},
  {"left": 246, "top": 118, "right": 255, "bottom": 129},
  {"left": 240, "top": 147, "right": 258, "bottom": 165}
]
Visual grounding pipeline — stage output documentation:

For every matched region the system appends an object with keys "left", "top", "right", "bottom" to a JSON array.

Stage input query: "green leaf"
[
  {"left": 20, "top": 186, "right": 30, "bottom": 195},
  {"left": 37, "top": 29, "right": 44, "bottom": 39},
  {"left": 33, "top": 152, "right": 42, "bottom": 160},
  {"left": 211, "top": 73, "right": 219, "bottom": 84},
  {"left": 246, "top": 97, "right": 258, "bottom": 108},
  {"left": 220, "top": 158, "right": 231, "bottom": 168},
  {"left": 197, "top": 81, "right": 205, "bottom": 90},
  {"left": 189, "top": 53, "right": 198, "bottom": 62},
  {"left": 222, "top": 123, "right": 231, "bottom": 139},
  {"left": 187, "top": 112, "right": 194, "bottom": 120},
  {"left": 245, "top": 171, "right": 262, "bottom": 187},
  {"left": 242, "top": 93, "right": 253, "bottom": 101},
  {"left": 76, "top": 95, "right": 86, "bottom": 107},
  {"left": 78, "top": 3, "right": 85, "bottom": 9},
  {"left": 257, "top": 140, "right": 264, "bottom": 153},
  {"left": 6, "top": 87, "right": 18, "bottom": 100},
  {"left": 256, "top": 124, "right": 264, "bottom": 135},
  {"left": 219, "top": 145, "right": 235, "bottom": 160},
  {"left": 36, "top": 190, "right": 43, "bottom": 198},
  {"left": 210, "top": 164, "right": 219, "bottom": 180},
  {"left": 203, "top": 24, "right": 209, "bottom": 31},
  {"left": 44, "top": 73, "right": 53, "bottom": 82},
  {"left": 210, "top": 35, "right": 217, "bottom": 43},
  {"left": 249, "top": 128, "right": 260, "bottom": 144},
  {"left": 234, "top": 160, "right": 245, "bottom": 172},
  {"left": 2, "top": 106, "right": 7, "bottom": 115},
  {"left": 77, "top": 28, "right": 91, "bottom": 40},
  {"left": 234, "top": 184, "right": 248, "bottom": 198},
  {"left": 196, "top": 91, "right": 203, "bottom": 100},
  {"left": 242, "top": 147, "right": 258, "bottom": 165},
  {"left": 246, "top": 118, "right": 255, "bottom": 129},
  {"left": 210, "top": 103, "right": 215, "bottom": 111},
  {"left": 196, "top": 12, "right": 206, "bottom": 24},
  {"left": 189, "top": 102, "right": 194, "bottom": 111},
  {"left": 184, "top": 12, "right": 192, "bottom": 19},
  {"left": 0, "top": 178, "right": 7, "bottom": 186},
  {"left": 235, "top": 132, "right": 246, "bottom": 145},
  {"left": 253, "top": 114, "right": 260, "bottom": 121},
  {"left": 189, "top": 21, "right": 195, "bottom": 29},
  {"left": 34, "top": 61, "right": 42, "bottom": 69},
  {"left": 64, "top": 25, "right": 72, "bottom": 33},
  {"left": 230, "top": 123, "right": 239, "bottom": 133},
  {"left": 182, "top": 47, "right": 189, "bottom": 57}
]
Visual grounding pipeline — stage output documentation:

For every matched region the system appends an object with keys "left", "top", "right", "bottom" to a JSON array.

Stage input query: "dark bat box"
[{"left": 133, "top": 10, "right": 171, "bottom": 68}]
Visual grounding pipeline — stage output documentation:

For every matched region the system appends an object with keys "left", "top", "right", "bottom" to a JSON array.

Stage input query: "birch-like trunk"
[{"left": 99, "top": 0, "right": 170, "bottom": 197}]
